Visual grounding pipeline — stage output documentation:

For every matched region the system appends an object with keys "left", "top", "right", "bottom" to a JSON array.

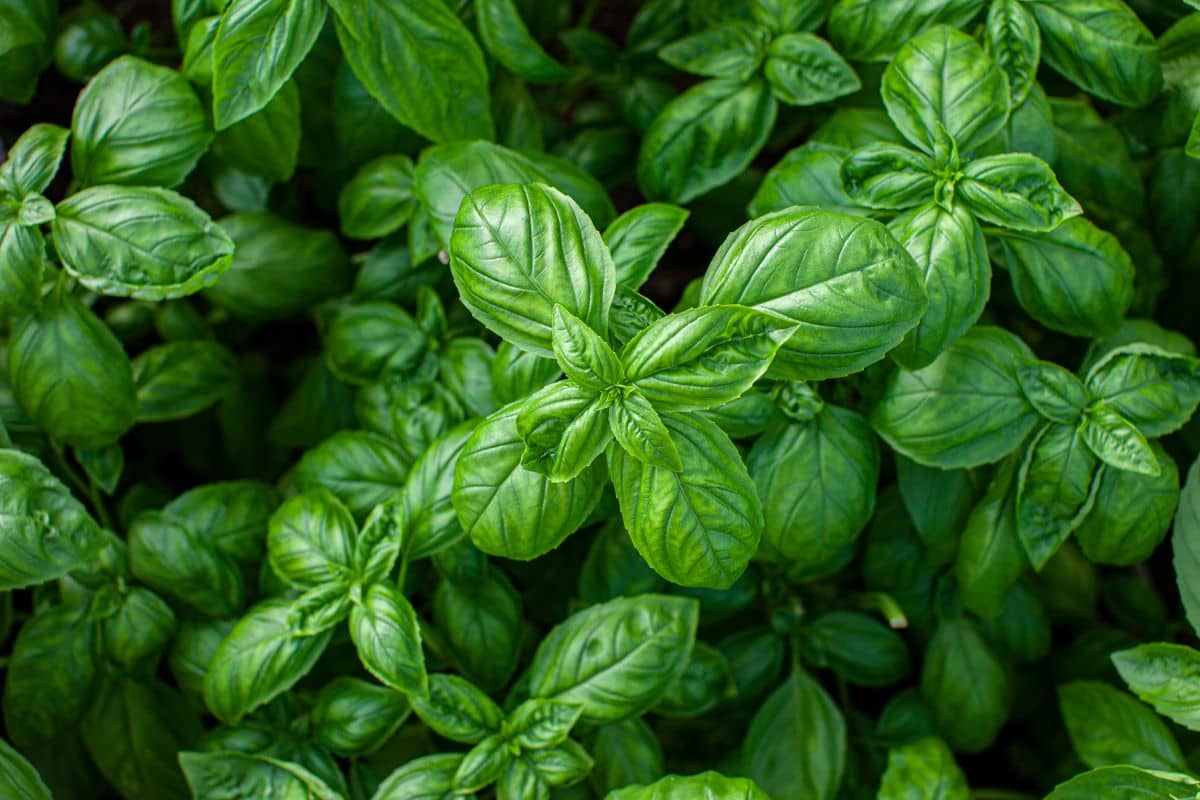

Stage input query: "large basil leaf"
[
  {"left": 267, "top": 489, "right": 356, "bottom": 589},
  {"left": 637, "top": 78, "right": 777, "bottom": 204},
  {"left": 476, "top": 0, "right": 569, "bottom": 83},
  {"left": 132, "top": 340, "right": 239, "bottom": 422},
  {"left": 699, "top": 207, "right": 926, "bottom": 380},
  {"left": 743, "top": 668, "right": 846, "bottom": 800},
  {"left": 1044, "top": 766, "right": 1200, "bottom": 800},
  {"left": 9, "top": 289, "right": 136, "bottom": 448},
  {"left": 312, "top": 677, "right": 410, "bottom": 758},
  {"left": 323, "top": 302, "right": 427, "bottom": 386},
  {"left": 203, "top": 599, "right": 333, "bottom": 724},
  {"left": 920, "top": 617, "right": 1009, "bottom": 753},
  {"left": 211, "top": 78, "right": 301, "bottom": 183},
  {"left": 887, "top": 202, "right": 989, "bottom": 369},
  {"left": 609, "top": 413, "right": 761, "bottom": 589},
  {"left": 991, "top": 218, "right": 1134, "bottom": 338},
  {"left": 1016, "top": 423, "right": 1099, "bottom": 569},
  {"left": 52, "top": 186, "right": 233, "bottom": 300},
  {"left": 748, "top": 407, "right": 879, "bottom": 572},
  {"left": 179, "top": 751, "right": 344, "bottom": 800},
  {"left": 326, "top": 0, "right": 492, "bottom": 143},
  {"left": 1027, "top": 0, "right": 1162, "bottom": 108},
  {"left": 129, "top": 511, "right": 245, "bottom": 616},
  {"left": 881, "top": 25, "right": 1010, "bottom": 154},
  {"left": 525, "top": 594, "right": 698, "bottom": 724},
  {"left": 869, "top": 326, "right": 1039, "bottom": 469},
  {"left": 449, "top": 182, "right": 615, "bottom": 358},
  {"left": 212, "top": 0, "right": 325, "bottom": 128},
  {"left": 764, "top": 33, "right": 860, "bottom": 107},
  {"left": 589, "top": 719, "right": 664, "bottom": 795},
  {"left": 350, "top": 582, "right": 427, "bottom": 696},
  {"left": 620, "top": 305, "right": 796, "bottom": 410},
  {"left": 1058, "top": 680, "right": 1185, "bottom": 771},
  {"left": 1113, "top": 643, "right": 1200, "bottom": 732},
  {"left": 828, "top": 0, "right": 985, "bottom": 62},
  {"left": 608, "top": 772, "right": 771, "bottom": 799},
  {"left": 161, "top": 479, "right": 277, "bottom": 562},
  {"left": 71, "top": 56, "right": 211, "bottom": 188}
]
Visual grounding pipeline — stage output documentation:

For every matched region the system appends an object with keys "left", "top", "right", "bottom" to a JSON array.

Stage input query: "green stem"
[{"left": 50, "top": 441, "right": 115, "bottom": 531}]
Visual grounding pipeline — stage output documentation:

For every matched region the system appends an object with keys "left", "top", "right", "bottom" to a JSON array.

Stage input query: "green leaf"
[
  {"left": 869, "top": 326, "right": 1039, "bottom": 469},
  {"left": 1058, "top": 680, "right": 1186, "bottom": 771},
  {"left": 288, "top": 430, "right": 412, "bottom": 519},
  {"left": 621, "top": 305, "right": 796, "bottom": 410},
  {"left": 1027, "top": 0, "right": 1162, "bottom": 107},
  {"left": 52, "top": 186, "right": 234, "bottom": 300},
  {"left": 749, "top": 142, "right": 865, "bottom": 217},
  {"left": 132, "top": 340, "right": 239, "bottom": 422},
  {"left": 887, "top": 201, "right": 990, "bottom": 369},
  {"left": 658, "top": 23, "right": 768, "bottom": 81},
  {"left": 637, "top": 78, "right": 777, "bottom": 204},
  {"left": 453, "top": 402, "right": 605, "bottom": 560},
  {"left": 654, "top": 641, "right": 737, "bottom": 717},
  {"left": 958, "top": 154, "right": 1081, "bottom": 232},
  {"left": 453, "top": 733, "right": 510, "bottom": 792},
  {"left": 404, "top": 422, "right": 478, "bottom": 560},
  {"left": 877, "top": 737, "right": 968, "bottom": 800},
  {"left": 212, "top": 0, "right": 325, "bottom": 128},
  {"left": 0, "top": 449, "right": 102, "bottom": 590},
  {"left": 526, "top": 594, "right": 698, "bottom": 724},
  {"left": 449, "top": 182, "right": 615, "bottom": 358},
  {"left": 337, "top": 154, "right": 416, "bottom": 241},
  {"left": 203, "top": 598, "right": 334, "bottom": 724},
  {"left": 129, "top": 511, "right": 245, "bottom": 616},
  {"left": 743, "top": 668, "right": 846, "bottom": 800},
  {"left": 1085, "top": 345, "right": 1200, "bottom": 437},
  {"left": 0, "top": 222, "right": 45, "bottom": 316},
  {"left": 371, "top": 753, "right": 465, "bottom": 800},
  {"left": 764, "top": 33, "right": 860, "bottom": 107},
  {"left": 323, "top": 302, "right": 427, "bottom": 385},
  {"left": 161, "top": 480, "right": 278, "bottom": 563},
  {"left": 1079, "top": 402, "right": 1159, "bottom": 476},
  {"left": 609, "top": 390, "right": 682, "bottom": 472},
  {"left": 1173, "top": 456, "right": 1200, "bottom": 637},
  {"left": 750, "top": 0, "right": 828, "bottom": 34},
  {"left": 267, "top": 489, "right": 357, "bottom": 589},
  {"left": 828, "top": 0, "right": 985, "bottom": 62},
  {"left": 920, "top": 617, "right": 1009, "bottom": 753},
  {"left": 211, "top": 78, "right": 300, "bottom": 182},
  {"left": 327, "top": 0, "right": 493, "bottom": 143},
  {"left": 433, "top": 566, "right": 522, "bottom": 691},
  {"left": 881, "top": 25, "right": 1010, "bottom": 154},
  {"left": 1016, "top": 361, "right": 1088, "bottom": 424},
  {"left": 603, "top": 203, "right": 689, "bottom": 290},
  {"left": 476, "top": 0, "right": 569, "bottom": 83},
  {"left": 0, "top": 737, "right": 52, "bottom": 800},
  {"left": 1016, "top": 423, "right": 1099, "bottom": 569},
  {"left": 749, "top": 406, "right": 879, "bottom": 573},
  {"left": 0, "top": 123, "right": 68, "bottom": 196},
  {"left": 608, "top": 771, "right": 771, "bottom": 800},
  {"left": 552, "top": 305, "right": 623, "bottom": 390},
  {"left": 516, "top": 382, "right": 612, "bottom": 481},
  {"left": 312, "top": 677, "right": 410, "bottom": 758},
  {"left": 506, "top": 698, "right": 583, "bottom": 751},
  {"left": 1075, "top": 442, "right": 1178, "bottom": 565},
  {"left": 589, "top": 719, "right": 664, "bottom": 796},
  {"left": 1044, "top": 766, "right": 1200, "bottom": 800},
  {"left": 699, "top": 207, "right": 926, "bottom": 380},
  {"left": 984, "top": 0, "right": 1040, "bottom": 105},
  {"left": 609, "top": 413, "right": 761, "bottom": 589},
  {"left": 841, "top": 144, "right": 936, "bottom": 210},
  {"left": 71, "top": 56, "right": 211, "bottom": 188},
  {"left": 411, "top": 673, "right": 503, "bottom": 744},
  {"left": 9, "top": 289, "right": 137, "bottom": 449},
  {"left": 1113, "top": 643, "right": 1200, "bottom": 733},
  {"left": 179, "top": 751, "right": 344, "bottom": 800},
  {"left": 350, "top": 582, "right": 427, "bottom": 696},
  {"left": 897, "top": 456, "right": 981, "bottom": 566}
]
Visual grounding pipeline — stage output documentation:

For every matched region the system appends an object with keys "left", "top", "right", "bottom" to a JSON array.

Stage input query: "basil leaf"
[
  {"left": 327, "top": 0, "right": 492, "bottom": 143},
  {"left": 179, "top": 751, "right": 344, "bottom": 800},
  {"left": 955, "top": 459, "right": 1029, "bottom": 620},
  {"left": 1113, "top": 643, "right": 1200, "bottom": 733},
  {"left": 1016, "top": 423, "right": 1099, "bottom": 569},
  {"left": 1058, "top": 680, "right": 1186, "bottom": 771},
  {"left": 453, "top": 733, "right": 510, "bottom": 792},
  {"left": 750, "top": 142, "right": 865, "bottom": 217},
  {"left": 402, "top": 422, "right": 477, "bottom": 560},
  {"left": 699, "top": 207, "right": 926, "bottom": 380},
  {"left": 750, "top": 0, "right": 828, "bottom": 34},
  {"left": 870, "top": 326, "right": 1039, "bottom": 469},
  {"left": 958, "top": 153, "right": 1081, "bottom": 232},
  {"left": 658, "top": 23, "right": 768, "bottom": 81},
  {"left": 288, "top": 430, "right": 412, "bottom": 519},
  {"left": 212, "top": 0, "right": 325, "bottom": 128},
  {"left": 1075, "top": 442, "right": 1178, "bottom": 565},
  {"left": 371, "top": 753, "right": 465, "bottom": 800},
  {"left": 71, "top": 56, "right": 211, "bottom": 188},
  {"left": 312, "top": 677, "right": 410, "bottom": 758},
  {"left": 764, "top": 33, "right": 860, "bottom": 107},
  {"left": 881, "top": 25, "right": 1010, "bottom": 154},
  {"left": 1174, "top": 457, "right": 1200, "bottom": 637},
  {"left": 0, "top": 122, "right": 68, "bottom": 196},
  {"left": 161, "top": 480, "right": 277, "bottom": 562},
  {"left": 433, "top": 567, "right": 522, "bottom": 691},
  {"left": 0, "top": 222, "right": 44, "bottom": 316},
  {"left": 887, "top": 201, "right": 989, "bottom": 369},
  {"left": 211, "top": 78, "right": 300, "bottom": 182},
  {"left": 552, "top": 305, "right": 623, "bottom": 390},
  {"left": 897, "top": 456, "right": 981, "bottom": 566},
  {"left": 828, "top": 0, "right": 985, "bottom": 62},
  {"left": 920, "top": 617, "right": 1009, "bottom": 753},
  {"left": 129, "top": 511, "right": 245, "bottom": 616},
  {"left": 984, "top": 0, "right": 1040, "bottom": 105},
  {"left": 1016, "top": 361, "right": 1088, "bottom": 424},
  {"left": 449, "top": 182, "right": 615, "bottom": 358},
  {"left": 506, "top": 699, "right": 583, "bottom": 751},
  {"left": 476, "top": 0, "right": 569, "bottom": 83},
  {"left": 1044, "top": 766, "right": 1200, "bottom": 800},
  {"left": 744, "top": 668, "right": 846, "bottom": 800},
  {"left": 132, "top": 340, "right": 239, "bottom": 422},
  {"left": 1084, "top": 345, "right": 1200, "bottom": 437},
  {"left": 337, "top": 154, "right": 416, "bottom": 241},
  {"left": 411, "top": 673, "right": 503, "bottom": 744},
  {"left": 589, "top": 719, "right": 664, "bottom": 795},
  {"left": 637, "top": 78, "right": 777, "bottom": 204},
  {"left": 1027, "top": 0, "right": 1162, "bottom": 108},
  {"left": 323, "top": 301, "right": 427, "bottom": 385},
  {"left": 1079, "top": 402, "right": 1159, "bottom": 476},
  {"left": 608, "top": 771, "right": 771, "bottom": 800},
  {"left": 653, "top": 641, "right": 737, "bottom": 717},
  {"left": 9, "top": 289, "right": 136, "bottom": 449},
  {"left": 516, "top": 381, "right": 612, "bottom": 481},
  {"left": 0, "top": 737, "right": 51, "bottom": 800},
  {"left": 267, "top": 489, "right": 356, "bottom": 589},
  {"left": 621, "top": 305, "right": 796, "bottom": 410},
  {"left": 350, "top": 582, "right": 427, "bottom": 696},
  {"left": 877, "top": 737, "right": 968, "bottom": 800},
  {"left": 608, "top": 389, "right": 682, "bottom": 472},
  {"left": 841, "top": 144, "right": 936, "bottom": 210},
  {"left": 453, "top": 402, "right": 605, "bottom": 560},
  {"left": 203, "top": 598, "right": 334, "bottom": 724},
  {"left": 525, "top": 594, "right": 698, "bottom": 723},
  {"left": 602, "top": 203, "right": 689, "bottom": 291},
  {"left": 53, "top": 186, "right": 234, "bottom": 300}
]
